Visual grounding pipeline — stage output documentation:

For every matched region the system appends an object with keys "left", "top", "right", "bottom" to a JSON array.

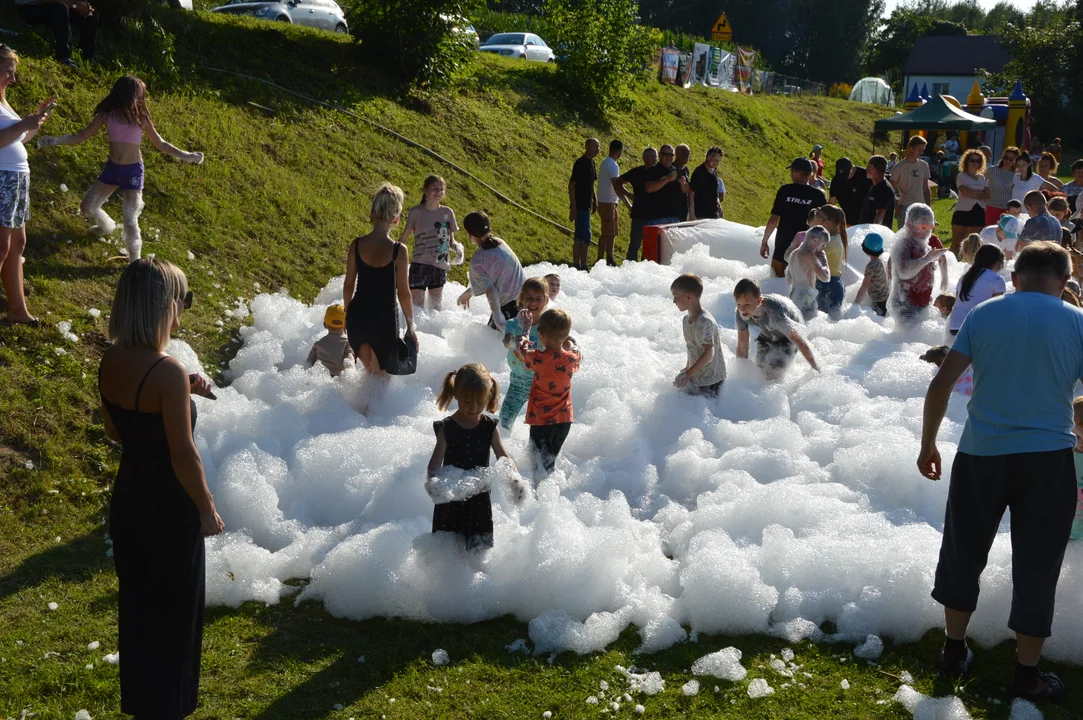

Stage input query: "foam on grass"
[{"left": 174, "top": 220, "right": 1083, "bottom": 666}]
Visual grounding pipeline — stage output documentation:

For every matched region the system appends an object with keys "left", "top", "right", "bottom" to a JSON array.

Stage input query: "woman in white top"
[
  {"left": 0, "top": 46, "right": 54, "bottom": 326},
  {"left": 948, "top": 243, "right": 1006, "bottom": 335},
  {"left": 1011, "top": 153, "right": 1058, "bottom": 203},
  {"left": 1037, "top": 152, "right": 1064, "bottom": 190},
  {"left": 951, "top": 149, "right": 989, "bottom": 257}
]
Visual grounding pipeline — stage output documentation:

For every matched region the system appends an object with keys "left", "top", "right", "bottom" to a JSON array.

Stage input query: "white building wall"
[{"left": 902, "top": 75, "right": 979, "bottom": 102}]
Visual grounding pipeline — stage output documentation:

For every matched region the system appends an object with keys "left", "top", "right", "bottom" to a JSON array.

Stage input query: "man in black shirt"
[
  {"left": 646, "top": 144, "right": 689, "bottom": 226},
  {"left": 759, "top": 157, "right": 826, "bottom": 277},
  {"left": 569, "top": 137, "right": 599, "bottom": 271},
  {"left": 613, "top": 147, "right": 658, "bottom": 262},
  {"left": 858, "top": 155, "right": 895, "bottom": 228},
  {"left": 828, "top": 157, "right": 871, "bottom": 226},
  {"left": 674, "top": 143, "right": 692, "bottom": 221},
  {"left": 690, "top": 147, "right": 724, "bottom": 221}
]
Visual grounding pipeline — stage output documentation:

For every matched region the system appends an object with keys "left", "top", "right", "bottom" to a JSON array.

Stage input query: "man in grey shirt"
[{"left": 16, "top": 0, "right": 96, "bottom": 67}]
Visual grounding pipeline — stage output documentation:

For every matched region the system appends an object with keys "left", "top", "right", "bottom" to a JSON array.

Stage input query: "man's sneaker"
[
  {"left": 1011, "top": 667, "right": 1065, "bottom": 703},
  {"left": 59, "top": 58, "right": 77, "bottom": 69},
  {"left": 936, "top": 642, "right": 973, "bottom": 679}
]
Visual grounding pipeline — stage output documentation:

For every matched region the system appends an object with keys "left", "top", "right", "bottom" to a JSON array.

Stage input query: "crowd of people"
[
  {"left": 4, "top": 34, "right": 1083, "bottom": 711},
  {"left": 286, "top": 137, "right": 1083, "bottom": 709}
]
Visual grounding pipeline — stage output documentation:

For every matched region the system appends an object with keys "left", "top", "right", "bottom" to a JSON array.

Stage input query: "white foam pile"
[
  {"left": 615, "top": 665, "right": 665, "bottom": 696},
  {"left": 854, "top": 634, "right": 885, "bottom": 659},
  {"left": 893, "top": 685, "right": 972, "bottom": 719},
  {"left": 691, "top": 646, "right": 747, "bottom": 681},
  {"left": 747, "top": 678, "right": 774, "bottom": 698},
  {"left": 1009, "top": 698, "right": 1044, "bottom": 719},
  {"left": 170, "top": 219, "right": 1083, "bottom": 666}
]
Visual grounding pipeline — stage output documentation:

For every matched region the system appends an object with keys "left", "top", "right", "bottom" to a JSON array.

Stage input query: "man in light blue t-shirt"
[{"left": 918, "top": 241, "right": 1083, "bottom": 704}]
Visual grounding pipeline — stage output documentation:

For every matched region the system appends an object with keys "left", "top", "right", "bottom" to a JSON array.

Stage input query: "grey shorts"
[
  {"left": 755, "top": 337, "right": 798, "bottom": 372},
  {"left": 0, "top": 170, "right": 30, "bottom": 229}
]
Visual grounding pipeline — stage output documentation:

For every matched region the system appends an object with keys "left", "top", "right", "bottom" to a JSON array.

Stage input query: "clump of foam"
[
  {"left": 1009, "top": 698, "right": 1043, "bottom": 719},
  {"left": 854, "top": 635, "right": 884, "bottom": 659},
  {"left": 747, "top": 678, "right": 774, "bottom": 699},
  {"left": 57, "top": 321, "right": 78, "bottom": 342},
  {"left": 615, "top": 665, "right": 665, "bottom": 696},
  {"left": 691, "top": 647, "right": 747, "bottom": 681},
  {"left": 177, "top": 220, "right": 1083, "bottom": 669},
  {"left": 893, "top": 685, "right": 972, "bottom": 719},
  {"left": 681, "top": 679, "right": 699, "bottom": 696}
]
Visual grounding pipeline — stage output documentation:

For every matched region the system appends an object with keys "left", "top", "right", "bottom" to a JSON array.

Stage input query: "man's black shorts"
[{"left": 932, "top": 449, "right": 1076, "bottom": 638}]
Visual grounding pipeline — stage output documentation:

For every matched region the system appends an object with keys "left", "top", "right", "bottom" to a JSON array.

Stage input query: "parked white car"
[
  {"left": 479, "top": 32, "right": 554, "bottom": 62},
  {"left": 212, "top": 0, "right": 349, "bottom": 34}
]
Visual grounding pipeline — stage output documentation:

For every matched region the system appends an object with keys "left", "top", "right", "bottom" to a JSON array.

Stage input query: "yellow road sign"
[{"left": 711, "top": 12, "right": 732, "bottom": 42}]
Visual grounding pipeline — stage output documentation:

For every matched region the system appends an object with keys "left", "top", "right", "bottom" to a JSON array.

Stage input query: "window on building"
[{"left": 932, "top": 83, "right": 951, "bottom": 97}]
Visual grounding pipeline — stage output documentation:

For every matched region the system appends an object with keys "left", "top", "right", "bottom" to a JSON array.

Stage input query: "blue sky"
[{"left": 881, "top": 0, "right": 1039, "bottom": 13}]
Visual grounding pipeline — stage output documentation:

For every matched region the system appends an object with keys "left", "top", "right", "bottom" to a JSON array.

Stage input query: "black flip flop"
[{"left": 0, "top": 317, "right": 42, "bottom": 328}]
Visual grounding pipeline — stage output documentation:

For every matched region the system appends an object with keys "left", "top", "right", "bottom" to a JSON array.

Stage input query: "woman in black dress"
[
  {"left": 99, "top": 258, "right": 224, "bottom": 719},
  {"left": 343, "top": 183, "right": 417, "bottom": 374}
]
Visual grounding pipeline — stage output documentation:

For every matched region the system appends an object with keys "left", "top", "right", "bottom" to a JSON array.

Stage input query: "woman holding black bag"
[{"left": 344, "top": 183, "right": 418, "bottom": 375}]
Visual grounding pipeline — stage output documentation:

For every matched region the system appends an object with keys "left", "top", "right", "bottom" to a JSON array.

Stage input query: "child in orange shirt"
[{"left": 518, "top": 308, "right": 581, "bottom": 475}]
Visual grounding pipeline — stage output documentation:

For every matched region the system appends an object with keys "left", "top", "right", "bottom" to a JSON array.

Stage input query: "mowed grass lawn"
[{"left": 1, "top": 7, "right": 1075, "bottom": 719}]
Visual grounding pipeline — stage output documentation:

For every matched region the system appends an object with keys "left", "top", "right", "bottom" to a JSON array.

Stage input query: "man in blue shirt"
[{"left": 918, "top": 241, "right": 1083, "bottom": 704}]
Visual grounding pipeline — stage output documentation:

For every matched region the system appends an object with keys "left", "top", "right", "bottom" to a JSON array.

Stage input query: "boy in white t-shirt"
[
  {"left": 979, "top": 214, "right": 1019, "bottom": 260},
  {"left": 670, "top": 273, "right": 726, "bottom": 397}
]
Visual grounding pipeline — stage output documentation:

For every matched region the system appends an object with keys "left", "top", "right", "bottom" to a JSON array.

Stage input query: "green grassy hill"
[{"left": 6, "top": 8, "right": 1066, "bottom": 720}]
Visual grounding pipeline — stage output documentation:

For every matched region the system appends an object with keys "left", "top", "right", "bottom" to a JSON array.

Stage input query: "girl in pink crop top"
[
  {"left": 36, "top": 75, "right": 203, "bottom": 264},
  {"left": 105, "top": 115, "right": 143, "bottom": 145}
]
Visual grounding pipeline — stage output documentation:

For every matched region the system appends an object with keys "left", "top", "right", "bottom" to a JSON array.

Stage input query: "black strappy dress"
[
  {"left": 101, "top": 355, "right": 203, "bottom": 719},
  {"left": 346, "top": 240, "right": 401, "bottom": 370}
]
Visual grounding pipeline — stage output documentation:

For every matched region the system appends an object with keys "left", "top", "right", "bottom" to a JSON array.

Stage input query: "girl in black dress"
[
  {"left": 99, "top": 258, "right": 224, "bottom": 719},
  {"left": 427, "top": 364, "right": 516, "bottom": 556}
]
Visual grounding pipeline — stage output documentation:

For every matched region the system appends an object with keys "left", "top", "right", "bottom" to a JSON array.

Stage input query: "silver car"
[
  {"left": 479, "top": 32, "right": 554, "bottom": 62},
  {"left": 211, "top": 0, "right": 349, "bottom": 34}
]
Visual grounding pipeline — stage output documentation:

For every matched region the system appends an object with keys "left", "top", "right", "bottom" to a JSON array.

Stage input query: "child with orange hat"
[{"left": 307, "top": 304, "right": 354, "bottom": 376}]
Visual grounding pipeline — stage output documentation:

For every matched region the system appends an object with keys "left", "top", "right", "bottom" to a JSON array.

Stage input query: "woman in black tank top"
[
  {"left": 98, "top": 258, "right": 223, "bottom": 719},
  {"left": 342, "top": 183, "right": 417, "bottom": 373}
]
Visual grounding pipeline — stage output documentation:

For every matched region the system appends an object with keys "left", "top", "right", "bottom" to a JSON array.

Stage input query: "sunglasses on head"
[{"left": 183, "top": 290, "right": 193, "bottom": 310}]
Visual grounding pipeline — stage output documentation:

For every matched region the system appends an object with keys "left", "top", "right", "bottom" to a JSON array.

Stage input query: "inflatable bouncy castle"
[{"left": 899, "top": 80, "right": 1031, "bottom": 158}]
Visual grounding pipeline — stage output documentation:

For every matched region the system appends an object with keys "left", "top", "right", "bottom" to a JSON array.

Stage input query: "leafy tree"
[
  {"left": 863, "top": 8, "right": 966, "bottom": 92},
  {"left": 542, "top": 0, "right": 653, "bottom": 120},
  {"left": 943, "top": 0, "right": 986, "bottom": 30},
  {"left": 347, "top": 0, "right": 482, "bottom": 89},
  {"left": 782, "top": 0, "right": 884, "bottom": 85},
  {"left": 987, "top": 6, "right": 1081, "bottom": 141},
  {"left": 485, "top": 0, "right": 543, "bottom": 13},
  {"left": 637, "top": 0, "right": 883, "bottom": 85},
  {"left": 983, "top": 2, "right": 1025, "bottom": 31}
]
